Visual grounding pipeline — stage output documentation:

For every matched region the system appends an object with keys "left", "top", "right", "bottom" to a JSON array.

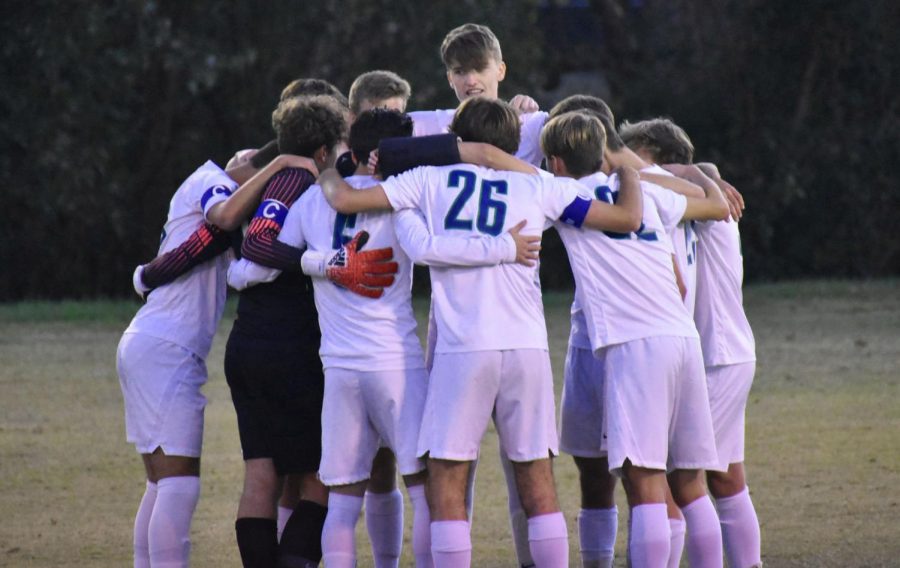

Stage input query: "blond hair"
[{"left": 541, "top": 111, "right": 606, "bottom": 178}]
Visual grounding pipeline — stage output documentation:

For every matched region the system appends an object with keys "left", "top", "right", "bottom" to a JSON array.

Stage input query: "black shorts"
[{"left": 225, "top": 332, "right": 324, "bottom": 475}]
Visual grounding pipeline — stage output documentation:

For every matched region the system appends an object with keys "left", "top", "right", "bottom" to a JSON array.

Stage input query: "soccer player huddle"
[{"left": 116, "top": 22, "right": 760, "bottom": 568}]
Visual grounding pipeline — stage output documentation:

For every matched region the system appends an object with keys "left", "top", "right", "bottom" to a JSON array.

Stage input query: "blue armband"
[
  {"left": 253, "top": 198, "right": 288, "bottom": 227},
  {"left": 378, "top": 134, "right": 461, "bottom": 178},
  {"left": 559, "top": 197, "right": 592, "bottom": 228},
  {"left": 200, "top": 184, "right": 233, "bottom": 212}
]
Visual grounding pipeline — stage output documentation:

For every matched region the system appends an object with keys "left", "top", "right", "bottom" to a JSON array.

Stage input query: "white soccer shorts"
[
  {"left": 318, "top": 367, "right": 427, "bottom": 486},
  {"left": 559, "top": 344, "right": 609, "bottom": 458},
  {"left": 706, "top": 361, "right": 756, "bottom": 470},
  {"left": 418, "top": 349, "right": 559, "bottom": 462},
  {"left": 117, "top": 332, "right": 207, "bottom": 458},
  {"left": 603, "top": 336, "right": 722, "bottom": 474}
]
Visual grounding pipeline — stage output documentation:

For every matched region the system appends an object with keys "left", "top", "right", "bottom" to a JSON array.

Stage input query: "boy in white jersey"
[
  {"left": 544, "top": 111, "right": 730, "bottom": 568},
  {"left": 118, "top": 151, "right": 318, "bottom": 568},
  {"left": 408, "top": 24, "right": 548, "bottom": 566},
  {"left": 316, "top": 97, "right": 644, "bottom": 568},
  {"left": 409, "top": 23, "right": 547, "bottom": 170},
  {"left": 621, "top": 118, "right": 761, "bottom": 568}
]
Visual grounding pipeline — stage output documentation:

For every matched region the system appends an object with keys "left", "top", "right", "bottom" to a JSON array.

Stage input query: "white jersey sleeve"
[
  {"left": 409, "top": 109, "right": 456, "bottom": 137},
  {"left": 539, "top": 176, "right": 583, "bottom": 221},
  {"left": 517, "top": 111, "right": 549, "bottom": 167},
  {"left": 193, "top": 161, "right": 236, "bottom": 222},
  {"left": 381, "top": 166, "right": 429, "bottom": 210},
  {"left": 643, "top": 182, "right": 687, "bottom": 234},
  {"left": 394, "top": 208, "right": 516, "bottom": 267}
]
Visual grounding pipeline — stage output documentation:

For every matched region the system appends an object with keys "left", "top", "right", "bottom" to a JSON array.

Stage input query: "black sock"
[
  {"left": 277, "top": 500, "right": 328, "bottom": 567},
  {"left": 235, "top": 517, "right": 278, "bottom": 568}
]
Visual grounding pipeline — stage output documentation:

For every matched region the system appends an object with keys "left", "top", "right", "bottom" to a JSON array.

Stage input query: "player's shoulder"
[
  {"left": 345, "top": 174, "right": 382, "bottom": 189},
  {"left": 409, "top": 109, "right": 455, "bottom": 136},
  {"left": 186, "top": 160, "right": 234, "bottom": 191},
  {"left": 640, "top": 163, "right": 674, "bottom": 177},
  {"left": 520, "top": 110, "right": 549, "bottom": 128},
  {"left": 184, "top": 160, "right": 235, "bottom": 211}
]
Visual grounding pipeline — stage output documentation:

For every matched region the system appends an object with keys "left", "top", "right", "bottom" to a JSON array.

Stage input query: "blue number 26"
[{"left": 444, "top": 170, "right": 508, "bottom": 236}]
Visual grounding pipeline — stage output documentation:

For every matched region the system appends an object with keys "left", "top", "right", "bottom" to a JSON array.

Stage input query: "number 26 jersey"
[{"left": 381, "top": 164, "right": 581, "bottom": 354}]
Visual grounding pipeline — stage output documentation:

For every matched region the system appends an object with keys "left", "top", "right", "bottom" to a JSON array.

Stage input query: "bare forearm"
[{"left": 459, "top": 142, "right": 537, "bottom": 174}]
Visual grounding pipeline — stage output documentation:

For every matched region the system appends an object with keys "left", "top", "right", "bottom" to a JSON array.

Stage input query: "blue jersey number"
[
  {"left": 332, "top": 213, "right": 358, "bottom": 249},
  {"left": 444, "top": 170, "right": 508, "bottom": 236},
  {"left": 684, "top": 220, "right": 697, "bottom": 265},
  {"left": 594, "top": 185, "right": 658, "bottom": 241}
]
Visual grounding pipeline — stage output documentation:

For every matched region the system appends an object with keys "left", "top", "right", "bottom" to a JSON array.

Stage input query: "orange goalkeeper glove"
[{"left": 325, "top": 231, "right": 398, "bottom": 299}]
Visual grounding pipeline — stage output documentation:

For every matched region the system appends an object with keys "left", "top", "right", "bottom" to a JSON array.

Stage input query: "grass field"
[{"left": 1, "top": 280, "right": 899, "bottom": 567}]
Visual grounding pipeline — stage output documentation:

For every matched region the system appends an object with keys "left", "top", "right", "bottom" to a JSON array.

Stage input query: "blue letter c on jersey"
[{"left": 254, "top": 199, "right": 288, "bottom": 228}]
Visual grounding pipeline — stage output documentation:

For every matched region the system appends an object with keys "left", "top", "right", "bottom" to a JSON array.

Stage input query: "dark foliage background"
[{"left": 2, "top": 0, "right": 897, "bottom": 300}]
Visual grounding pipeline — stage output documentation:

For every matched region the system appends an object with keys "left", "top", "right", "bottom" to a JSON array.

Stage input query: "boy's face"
[
  {"left": 446, "top": 58, "right": 507, "bottom": 102},
  {"left": 358, "top": 97, "right": 407, "bottom": 114}
]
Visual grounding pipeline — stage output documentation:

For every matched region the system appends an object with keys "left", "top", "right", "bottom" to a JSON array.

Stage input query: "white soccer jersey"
[
  {"left": 229, "top": 175, "right": 425, "bottom": 371},
  {"left": 381, "top": 164, "right": 581, "bottom": 353},
  {"left": 642, "top": 164, "right": 699, "bottom": 314},
  {"left": 556, "top": 171, "right": 697, "bottom": 351},
  {"left": 124, "top": 161, "right": 236, "bottom": 358},
  {"left": 565, "top": 172, "right": 688, "bottom": 350},
  {"left": 693, "top": 219, "right": 756, "bottom": 366},
  {"left": 408, "top": 109, "right": 548, "bottom": 167}
]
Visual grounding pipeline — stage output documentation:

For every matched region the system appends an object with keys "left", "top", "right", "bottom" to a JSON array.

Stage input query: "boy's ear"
[
  {"left": 497, "top": 61, "right": 507, "bottom": 82},
  {"left": 314, "top": 144, "right": 329, "bottom": 165}
]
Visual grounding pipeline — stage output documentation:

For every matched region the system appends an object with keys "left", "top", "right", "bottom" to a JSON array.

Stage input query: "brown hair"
[
  {"left": 272, "top": 95, "right": 348, "bottom": 157},
  {"left": 549, "top": 95, "right": 624, "bottom": 151},
  {"left": 541, "top": 112, "right": 606, "bottom": 178},
  {"left": 449, "top": 97, "right": 520, "bottom": 155},
  {"left": 279, "top": 78, "right": 349, "bottom": 109},
  {"left": 619, "top": 118, "right": 695, "bottom": 165},
  {"left": 440, "top": 23, "right": 503, "bottom": 71},
  {"left": 348, "top": 70, "right": 412, "bottom": 115}
]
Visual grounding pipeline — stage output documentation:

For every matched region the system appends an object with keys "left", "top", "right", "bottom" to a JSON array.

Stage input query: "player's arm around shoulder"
[
  {"left": 641, "top": 170, "right": 705, "bottom": 198},
  {"left": 696, "top": 162, "right": 745, "bottom": 221},
  {"left": 458, "top": 142, "right": 538, "bottom": 175},
  {"left": 207, "top": 154, "right": 319, "bottom": 230},
  {"left": 319, "top": 169, "right": 392, "bottom": 215},
  {"left": 582, "top": 166, "right": 643, "bottom": 233},
  {"left": 663, "top": 163, "right": 729, "bottom": 222}
]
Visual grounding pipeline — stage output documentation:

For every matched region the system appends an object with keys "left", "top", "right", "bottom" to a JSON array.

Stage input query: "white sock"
[
  {"left": 629, "top": 503, "right": 670, "bottom": 568},
  {"left": 322, "top": 493, "right": 364, "bottom": 568},
  {"left": 667, "top": 517, "right": 686, "bottom": 568},
  {"left": 407, "top": 485, "right": 433, "bottom": 568},
  {"left": 578, "top": 507, "right": 617, "bottom": 568},
  {"left": 716, "top": 487, "right": 761, "bottom": 568},
  {"left": 500, "top": 453, "right": 534, "bottom": 567},
  {"left": 276, "top": 505, "right": 293, "bottom": 542},
  {"left": 431, "top": 520, "right": 471, "bottom": 568},
  {"left": 527, "top": 512, "right": 569, "bottom": 568},
  {"left": 682, "top": 496, "right": 724, "bottom": 568},
  {"left": 148, "top": 476, "right": 200, "bottom": 568},
  {"left": 365, "top": 489, "right": 404, "bottom": 567},
  {"left": 133, "top": 481, "right": 157, "bottom": 568}
]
